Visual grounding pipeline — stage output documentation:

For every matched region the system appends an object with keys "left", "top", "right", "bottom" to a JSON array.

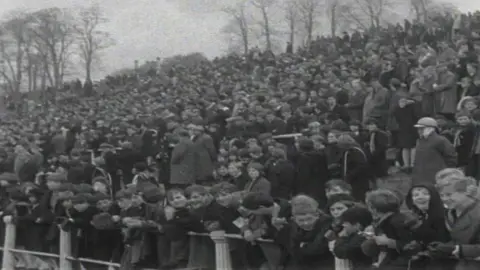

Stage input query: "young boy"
[
  {"left": 162, "top": 188, "right": 202, "bottom": 269},
  {"left": 428, "top": 176, "right": 480, "bottom": 269},
  {"left": 333, "top": 206, "right": 373, "bottom": 270},
  {"left": 185, "top": 184, "right": 222, "bottom": 232},
  {"left": 362, "top": 189, "right": 414, "bottom": 269},
  {"left": 277, "top": 194, "right": 333, "bottom": 270},
  {"left": 90, "top": 193, "right": 123, "bottom": 267},
  {"left": 209, "top": 182, "right": 242, "bottom": 233}
]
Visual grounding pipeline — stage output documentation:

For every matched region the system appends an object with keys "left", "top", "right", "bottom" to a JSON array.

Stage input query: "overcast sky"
[{"left": 0, "top": 0, "right": 479, "bottom": 80}]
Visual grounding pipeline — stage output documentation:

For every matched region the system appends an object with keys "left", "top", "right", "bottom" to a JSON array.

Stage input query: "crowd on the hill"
[{"left": 1, "top": 11, "right": 480, "bottom": 270}]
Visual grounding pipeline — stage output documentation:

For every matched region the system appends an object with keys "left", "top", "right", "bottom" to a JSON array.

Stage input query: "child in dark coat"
[
  {"left": 333, "top": 206, "right": 373, "bottom": 270},
  {"left": 90, "top": 193, "right": 123, "bottom": 266},
  {"left": 162, "top": 188, "right": 203, "bottom": 269},
  {"left": 362, "top": 189, "right": 415, "bottom": 269},
  {"left": 277, "top": 195, "right": 334, "bottom": 270}
]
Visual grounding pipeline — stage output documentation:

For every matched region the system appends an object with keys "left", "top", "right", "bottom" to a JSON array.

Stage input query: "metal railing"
[{"left": 0, "top": 217, "right": 278, "bottom": 270}]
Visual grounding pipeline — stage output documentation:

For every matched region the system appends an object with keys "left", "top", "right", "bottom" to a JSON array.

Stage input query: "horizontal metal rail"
[{"left": 0, "top": 247, "right": 60, "bottom": 259}]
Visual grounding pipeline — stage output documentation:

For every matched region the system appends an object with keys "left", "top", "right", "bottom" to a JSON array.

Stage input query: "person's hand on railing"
[
  {"left": 112, "top": 215, "right": 121, "bottom": 223},
  {"left": 243, "top": 230, "right": 255, "bottom": 243},
  {"left": 165, "top": 206, "right": 175, "bottom": 221},
  {"left": 3, "top": 215, "right": 12, "bottom": 224},
  {"left": 271, "top": 217, "right": 288, "bottom": 231}
]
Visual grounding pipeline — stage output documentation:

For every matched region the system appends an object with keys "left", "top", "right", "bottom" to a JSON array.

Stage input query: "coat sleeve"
[
  {"left": 333, "top": 235, "right": 368, "bottom": 260},
  {"left": 203, "top": 136, "right": 217, "bottom": 162},
  {"left": 170, "top": 143, "right": 188, "bottom": 164},
  {"left": 435, "top": 73, "right": 456, "bottom": 92},
  {"left": 251, "top": 178, "right": 271, "bottom": 195},
  {"left": 438, "top": 137, "right": 457, "bottom": 167},
  {"left": 299, "top": 222, "right": 331, "bottom": 256}
]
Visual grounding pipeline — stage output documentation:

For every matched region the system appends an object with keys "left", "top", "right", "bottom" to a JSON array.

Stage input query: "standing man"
[{"left": 412, "top": 117, "right": 457, "bottom": 185}]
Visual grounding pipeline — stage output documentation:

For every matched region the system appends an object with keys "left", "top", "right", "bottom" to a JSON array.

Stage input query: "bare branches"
[
  {"left": 0, "top": 11, "right": 32, "bottom": 93},
  {"left": 251, "top": 0, "right": 276, "bottom": 51},
  {"left": 337, "top": 0, "right": 397, "bottom": 30},
  {"left": 295, "top": 0, "right": 324, "bottom": 45},
  {"left": 28, "top": 8, "right": 76, "bottom": 88},
  {"left": 221, "top": 1, "right": 251, "bottom": 55},
  {"left": 73, "top": 4, "right": 113, "bottom": 82}
]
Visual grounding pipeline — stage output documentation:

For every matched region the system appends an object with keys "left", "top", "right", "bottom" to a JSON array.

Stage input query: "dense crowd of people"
[{"left": 1, "top": 11, "right": 480, "bottom": 270}]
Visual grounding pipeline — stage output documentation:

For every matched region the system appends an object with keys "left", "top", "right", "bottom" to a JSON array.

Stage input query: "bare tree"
[
  {"left": 340, "top": 0, "right": 396, "bottom": 30},
  {"left": 221, "top": 1, "right": 251, "bottom": 55},
  {"left": 284, "top": 0, "right": 299, "bottom": 49},
  {"left": 0, "top": 11, "right": 32, "bottom": 93},
  {"left": 74, "top": 4, "right": 113, "bottom": 82},
  {"left": 326, "top": 0, "right": 340, "bottom": 36},
  {"left": 251, "top": 0, "right": 277, "bottom": 51},
  {"left": 29, "top": 8, "right": 76, "bottom": 89},
  {"left": 295, "top": 0, "right": 324, "bottom": 46},
  {"left": 410, "top": 0, "right": 430, "bottom": 23}
]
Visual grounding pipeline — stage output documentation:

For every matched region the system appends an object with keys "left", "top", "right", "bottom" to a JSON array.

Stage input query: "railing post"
[
  {"left": 2, "top": 216, "right": 16, "bottom": 270},
  {"left": 209, "top": 231, "right": 232, "bottom": 270},
  {"left": 59, "top": 229, "right": 73, "bottom": 270}
]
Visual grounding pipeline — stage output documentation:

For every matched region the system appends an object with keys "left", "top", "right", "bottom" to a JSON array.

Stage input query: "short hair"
[
  {"left": 436, "top": 176, "right": 477, "bottom": 194},
  {"left": 341, "top": 205, "right": 373, "bottom": 228},
  {"left": 184, "top": 185, "right": 209, "bottom": 197},
  {"left": 210, "top": 182, "right": 238, "bottom": 196},
  {"left": 435, "top": 168, "right": 465, "bottom": 186},
  {"left": 291, "top": 194, "right": 319, "bottom": 215},
  {"left": 166, "top": 188, "right": 185, "bottom": 202},
  {"left": 325, "top": 179, "right": 352, "bottom": 192},
  {"left": 365, "top": 189, "right": 401, "bottom": 214}
]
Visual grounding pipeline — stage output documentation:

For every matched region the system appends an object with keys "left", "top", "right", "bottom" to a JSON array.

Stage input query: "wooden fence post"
[
  {"left": 59, "top": 229, "right": 73, "bottom": 270},
  {"left": 209, "top": 231, "right": 232, "bottom": 270},
  {"left": 2, "top": 216, "right": 16, "bottom": 270}
]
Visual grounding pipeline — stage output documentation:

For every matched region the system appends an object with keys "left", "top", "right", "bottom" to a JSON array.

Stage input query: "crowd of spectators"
[{"left": 1, "top": 11, "right": 480, "bottom": 270}]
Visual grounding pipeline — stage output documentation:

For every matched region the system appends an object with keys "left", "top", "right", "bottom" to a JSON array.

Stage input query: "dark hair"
[
  {"left": 341, "top": 206, "right": 373, "bottom": 228},
  {"left": 366, "top": 189, "right": 401, "bottom": 214}
]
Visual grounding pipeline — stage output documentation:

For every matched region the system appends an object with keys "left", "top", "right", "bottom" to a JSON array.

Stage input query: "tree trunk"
[
  {"left": 85, "top": 56, "right": 92, "bottom": 82},
  {"left": 331, "top": 6, "right": 337, "bottom": 37},
  {"left": 32, "top": 64, "right": 38, "bottom": 92},
  {"left": 420, "top": 0, "right": 428, "bottom": 23},
  {"left": 289, "top": 19, "right": 295, "bottom": 48},
  {"left": 261, "top": 7, "right": 271, "bottom": 51}
]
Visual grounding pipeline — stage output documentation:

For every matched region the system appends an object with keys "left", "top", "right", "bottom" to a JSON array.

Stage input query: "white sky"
[{"left": 0, "top": 0, "right": 479, "bottom": 80}]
